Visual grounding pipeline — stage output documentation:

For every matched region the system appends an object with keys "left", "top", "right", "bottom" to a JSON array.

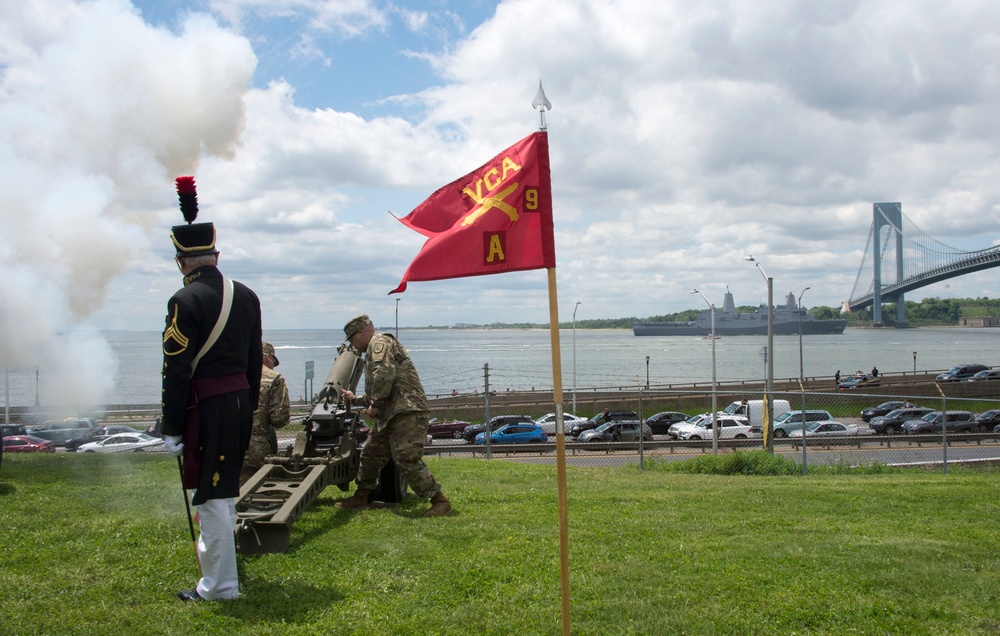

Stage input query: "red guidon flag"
[{"left": 389, "top": 131, "right": 555, "bottom": 294}]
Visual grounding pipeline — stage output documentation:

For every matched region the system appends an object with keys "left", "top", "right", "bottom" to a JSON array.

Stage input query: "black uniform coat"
[{"left": 161, "top": 265, "right": 262, "bottom": 505}]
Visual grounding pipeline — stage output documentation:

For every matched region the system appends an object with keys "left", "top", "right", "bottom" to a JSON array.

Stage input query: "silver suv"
[
  {"left": 902, "top": 411, "right": 976, "bottom": 434},
  {"left": 936, "top": 364, "right": 989, "bottom": 382}
]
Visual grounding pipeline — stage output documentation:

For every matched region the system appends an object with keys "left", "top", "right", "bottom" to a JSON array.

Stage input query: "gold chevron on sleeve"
[{"left": 163, "top": 305, "right": 189, "bottom": 355}]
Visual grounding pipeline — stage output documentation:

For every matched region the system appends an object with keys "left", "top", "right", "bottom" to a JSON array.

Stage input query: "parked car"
[
  {"left": 568, "top": 410, "right": 640, "bottom": 438},
  {"left": 65, "top": 425, "right": 142, "bottom": 451},
  {"left": 644, "top": 411, "right": 689, "bottom": 435},
  {"left": 77, "top": 433, "right": 164, "bottom": 453},
  {"left": 837, "top": 375, "right": 880, "bottom": 390},
  {"left": 675, "top": 415, "right": 751, "bottom": 441},
  {"left": 869, "top": 407, "right": 935, "bottom": 434},
  {"left": 964, "top": 369, "right": 1000, "bottom": 382},
  {"left": 2, "top": 435, "right": 56, "bottom": 453},
  {"left": 860, "top": 401, "right": 917, "bottom": 422},
  {"left": 27, "top": 418, "right": 99, "bottom": 446},
  {"left": 667, "top": 413, "right": 712, "bottom": 439},
  {"left": 462, "top": 415, "right": 534, "bottom": 443},
  {"left": 935, "top": 364, "right": 989, "bottom": 382},
  {"left": 577, "top": 421, "right": 653, "bottom": 443},
  {"left": 426, "top": 418, "right": 472, "bottom": 439},
  {"left": 975, "top": 410, "right": 1000, "bottom": 431},
  {"left": 902, "top": 411, "right": 977, "bottom": 434},
  {"left": 1, "top": 424, "right": 27, "bottom": 440},
  {"left": 534, "top": 412, "right": 587, "bottom": 435},
  {"left": 474, "top": 423, "right": 547, "bottom": 445},
  {"left": 771, "top": 410, "right": 838, "bottom": 438},
  {"left": 788, "top": 422, "right": 875, "bottom": 438}
]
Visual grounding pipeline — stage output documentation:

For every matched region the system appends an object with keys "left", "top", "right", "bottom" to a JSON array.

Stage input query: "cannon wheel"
[{"left": 370, "top": 459, "right": 407, "bottom": 504}]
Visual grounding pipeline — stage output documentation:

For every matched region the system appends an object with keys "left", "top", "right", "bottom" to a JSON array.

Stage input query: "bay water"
[{"left": 5, "top": 327, "right": 999, "bottom": 408}]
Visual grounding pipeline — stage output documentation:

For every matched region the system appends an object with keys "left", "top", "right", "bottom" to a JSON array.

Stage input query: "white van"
[{"left": 723, "top": 399, "right": 791, "bottom": 428}]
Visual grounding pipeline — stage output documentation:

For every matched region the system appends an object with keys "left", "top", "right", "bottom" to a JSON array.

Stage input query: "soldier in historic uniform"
[
  {"left": 240, "top": 341, "right": 290, "bottom": 484},
  {"left": 160, "top": 176, "right": 262, "bottom": 601},
  {"left": 337, "top": 314, "right": 451, "bottom": 517}
]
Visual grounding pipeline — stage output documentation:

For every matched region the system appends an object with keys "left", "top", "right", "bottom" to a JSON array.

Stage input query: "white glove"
[{"left": 163, "top": 435, "right": 184, "bottom": 457}]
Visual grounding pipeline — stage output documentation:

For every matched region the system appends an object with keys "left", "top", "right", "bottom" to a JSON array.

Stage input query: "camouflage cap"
[
  {"left": 262, "top": 341, "right": 279, "bottom": 366},
  {"left": 344, "top": 314, "right": 372, "bottom": 339}
]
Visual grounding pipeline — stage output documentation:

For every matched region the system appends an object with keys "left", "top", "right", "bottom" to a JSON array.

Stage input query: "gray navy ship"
[{"left": 633, "top": 289, "right": 848, "bottom": 337}]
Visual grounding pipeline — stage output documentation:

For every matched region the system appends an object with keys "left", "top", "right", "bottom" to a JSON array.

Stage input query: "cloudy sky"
[{"left": 2, "top": 0, "right": 1000, "bottom": 401}]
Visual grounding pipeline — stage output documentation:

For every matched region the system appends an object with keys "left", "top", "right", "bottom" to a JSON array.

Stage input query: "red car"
[
  {"left": 426, "top": 418, "right": 471, "bottom": 439},
  {"left": 2, "top": 435, "right": 57, "bottom": 453}
]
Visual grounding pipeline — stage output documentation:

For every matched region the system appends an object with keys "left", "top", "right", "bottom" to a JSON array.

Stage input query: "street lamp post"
[
  {"left": 572, "top": 301, "right": 581, "bottom": 415},
  {"left": 745, "top": 255, "right": 774, "bottom": 452},
  {"left": 797, "top": 287, "right": 810, "bottom": 382},
  {"left": 797, "top": 286, "right": 810, "bottom": 474},
  {"left": 912, "top": 351, "right": 917, "bottom": 373},
  {"left": 692, "top": 289, "right": 718, "bottom": 453},
  {"left": 645, "top": 356, "right": 650, "bottom": 389}
]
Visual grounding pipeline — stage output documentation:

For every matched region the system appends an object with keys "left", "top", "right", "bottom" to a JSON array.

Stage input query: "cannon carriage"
[{"left": 234, "top": 343, "right": 405, "bottom": 554}]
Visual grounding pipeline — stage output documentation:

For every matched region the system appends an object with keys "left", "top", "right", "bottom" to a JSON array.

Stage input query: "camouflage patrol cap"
[
  {"left": 344, "top": 314, "right": 372, "bottom": 339},
  {"left": 262, "top": 341, "right": 279, "bottom": 366}
]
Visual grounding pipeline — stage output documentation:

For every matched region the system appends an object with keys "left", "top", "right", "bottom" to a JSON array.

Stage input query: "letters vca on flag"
[{"left": 390, "top": 131, "right": 555, "bottom": 294}]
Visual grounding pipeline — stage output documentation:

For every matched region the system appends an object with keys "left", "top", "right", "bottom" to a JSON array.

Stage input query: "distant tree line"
[
  {"left": 848, "top": 297, "right": 999, "bottom": 326},
  {"left": 481, "top": 297, "right": 998, "bottom": 329}
]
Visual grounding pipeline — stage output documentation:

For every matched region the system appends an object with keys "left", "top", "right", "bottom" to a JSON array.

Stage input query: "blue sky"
[
  {"left": 135, "top": 1, "right": 499, "bottom": 115},
  {"left": 2, "top": 0, "right": 1000, "bottom": 404}
]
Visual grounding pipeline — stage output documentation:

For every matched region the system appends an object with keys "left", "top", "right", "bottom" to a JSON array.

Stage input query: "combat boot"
[
  {"left": 335, "top": 488, "right": 371, "bottom": 509},
  {"left": 424, "top": 492, "right": 452, "bottom": 517}
]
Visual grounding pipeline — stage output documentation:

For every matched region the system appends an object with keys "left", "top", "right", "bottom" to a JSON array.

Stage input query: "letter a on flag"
[{"left": 389, "top": 131, "right": 555, "bottom": 293}]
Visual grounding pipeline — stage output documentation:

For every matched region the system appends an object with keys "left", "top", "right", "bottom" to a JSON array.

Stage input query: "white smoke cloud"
[{"left": 0, "top": 0, "right": 255, "bottom": 407}]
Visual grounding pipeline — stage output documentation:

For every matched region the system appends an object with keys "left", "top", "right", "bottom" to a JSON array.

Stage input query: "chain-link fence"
[{"left": 418, "top": 380, "right": 1000, "bottom": 473}]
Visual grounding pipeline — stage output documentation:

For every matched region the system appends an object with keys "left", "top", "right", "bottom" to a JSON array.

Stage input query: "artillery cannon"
[{"left": 234, "top": 343, "right": 406, "bottom": 554}]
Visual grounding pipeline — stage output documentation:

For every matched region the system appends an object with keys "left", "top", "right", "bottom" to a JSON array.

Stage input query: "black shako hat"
[{"left": 169, "top": 176, "right": 218, "bottom": 257}]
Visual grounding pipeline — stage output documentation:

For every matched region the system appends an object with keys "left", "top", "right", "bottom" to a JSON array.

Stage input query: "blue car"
[{"left": 474, "top": 424, "right": 547, "bottom": 445}]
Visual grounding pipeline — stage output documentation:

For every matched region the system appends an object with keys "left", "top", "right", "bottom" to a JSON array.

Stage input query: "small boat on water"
[{"left": 633, "top": 289, "right": 847, "bottom": 337}]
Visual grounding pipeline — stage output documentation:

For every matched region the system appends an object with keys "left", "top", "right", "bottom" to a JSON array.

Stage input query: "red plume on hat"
[
  {"left": 170, "top": 176, "right": 216, "bottom": 256},
  {"left": 175, "top": 176, "right": 198, "bottom": 224}
]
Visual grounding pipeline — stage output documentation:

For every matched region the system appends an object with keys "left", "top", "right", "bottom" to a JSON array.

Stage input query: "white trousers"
[{"left": 194, "top": 497, "right": 239, "bottom": 600}]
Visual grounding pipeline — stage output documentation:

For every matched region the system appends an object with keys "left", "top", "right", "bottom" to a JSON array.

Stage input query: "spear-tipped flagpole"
[
  {"left": 534, "top": 80, "right": 570, "bottom": 636},
  {"left": 532, "top": 80, "right": 552, "bottom": 131}
]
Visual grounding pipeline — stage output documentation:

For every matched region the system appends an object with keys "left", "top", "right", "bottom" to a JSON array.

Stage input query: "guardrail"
[{"left": 424, "top": 431, "right": 1000, "bottom": 458}]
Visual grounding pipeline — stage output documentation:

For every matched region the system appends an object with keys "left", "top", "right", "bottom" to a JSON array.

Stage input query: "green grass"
[{"left": 2, "top": 453, "right": 1000, "bottom": 635}]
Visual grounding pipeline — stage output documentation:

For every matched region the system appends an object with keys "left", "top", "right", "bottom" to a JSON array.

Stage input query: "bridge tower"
[{"left": 872, "top": 202, "right": 908, "bottom": 327}]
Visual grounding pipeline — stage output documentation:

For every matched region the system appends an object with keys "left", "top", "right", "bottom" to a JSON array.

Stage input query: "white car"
[
  {"left": 534, "top": 412, "right": 587, "bottom": 435},
  {"left": 77, "top": 433, "right": 164, "bottom": 453},
  {"left": 667, "top": 413, "right": 711, "bottom": 439},
  {"left": 667, "top": 411, "right": 732, "bottom": 439},
  {"left": 675, "top": 415, "right": 751, "bottom": 440},
  {"left": 788, "top": 422, "right": 876, "bottom": 438}
]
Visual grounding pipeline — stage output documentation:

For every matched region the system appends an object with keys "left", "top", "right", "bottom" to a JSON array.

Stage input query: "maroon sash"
[{"left": 181, "top": 373, "right": 251, "bottom": 489}]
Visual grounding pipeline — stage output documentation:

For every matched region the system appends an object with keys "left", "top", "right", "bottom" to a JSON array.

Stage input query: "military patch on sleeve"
[
  {"left": 370, "top": 340, "right": 387, "bottom": 361},
  {"left": 163, "top": 305, "right": 190, "bottom": 356}
]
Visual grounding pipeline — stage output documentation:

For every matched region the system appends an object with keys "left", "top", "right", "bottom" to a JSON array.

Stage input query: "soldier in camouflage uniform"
[
  {"left": 336, "top": 314, "right": 451, "bottom": 517},
  {"left": 240, "top": 341, "right": 290, "bottom": 484}
]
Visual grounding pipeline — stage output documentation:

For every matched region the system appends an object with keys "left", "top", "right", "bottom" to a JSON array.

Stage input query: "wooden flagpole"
[
  {"left": 534, "top": 80, "right": 569, "bottom": 634},
  {"left": 546, "top": 267, "right": 571, "bottom": 636}
]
